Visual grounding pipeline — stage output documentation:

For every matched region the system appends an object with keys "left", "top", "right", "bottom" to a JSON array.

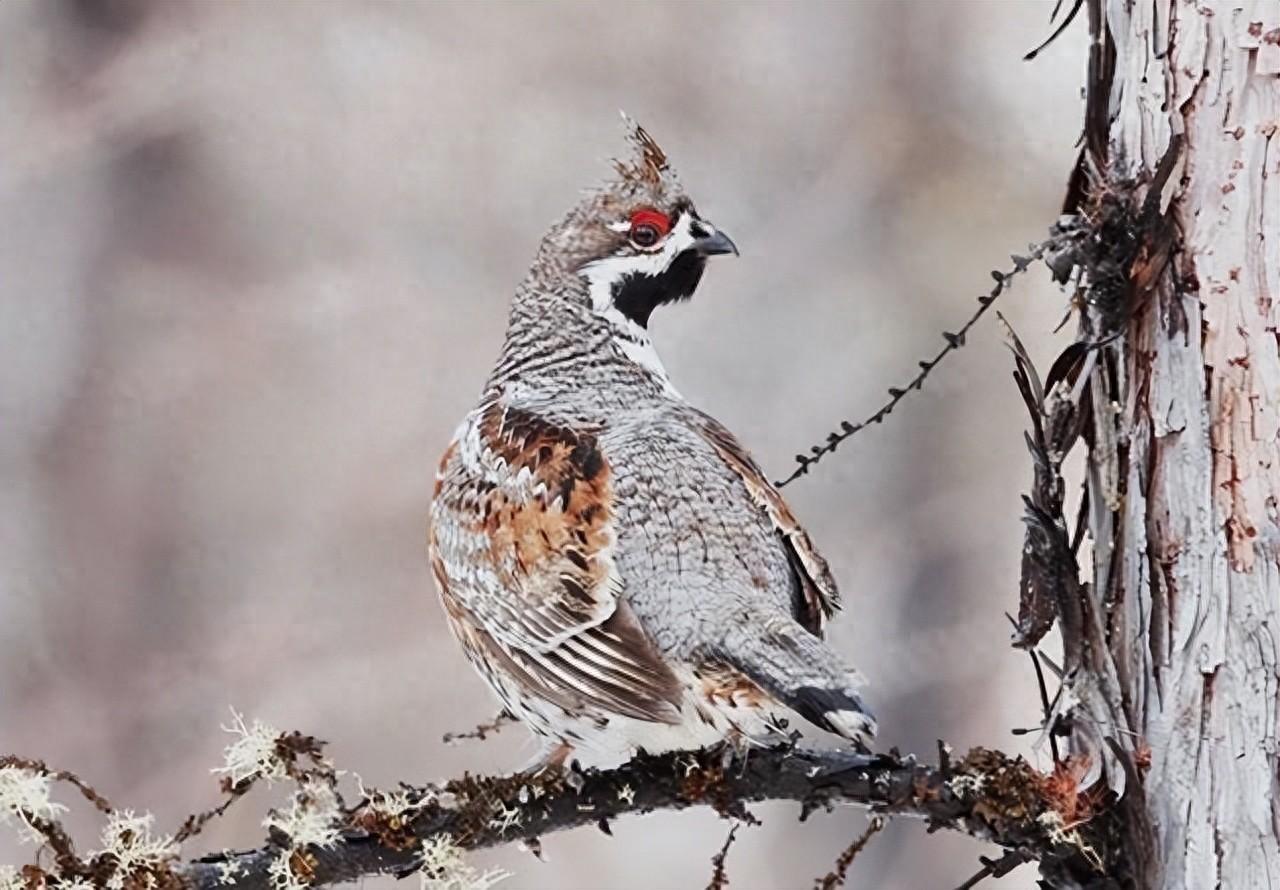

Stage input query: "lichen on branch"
[{"left": 0, "top": 737, "right": 1120, "bottom": 890}]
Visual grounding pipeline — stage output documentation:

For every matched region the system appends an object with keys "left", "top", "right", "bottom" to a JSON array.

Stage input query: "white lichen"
[
  {"left": 1037, "top": 809, "right": 1065, "bottom": 833},
  {"left": 485, "top": 802, "right": 523, "bottom": 835},
  {"left": 417, "top": 835, "right": 509, "bottom": 890},
  {"left": 0, "top": 765, "right": 68, "bottom": 844},
  {"left": 267, "top": 850, "right": 306, "bottom": 890},
  {"left": 354, "top": 774, "right": 430, "bottom": 823},
  {"left": 949, "top": 773, "right": 987, "bottom": 797},
  {"left": 263, "top": 780, "right": 342, "bottom": 850},
  {"left": 0, "top": 865, "right": 23, "bottom": 890},
  {"left": 1036, "top": 810, "right": 1103, "bottom": 869},
  {"left": 216, "top": 856, "right": 245, "bottom": 886},
  {"left": 213, "top": 708, "right": 288, "bottom": 786},
  {"left": 93, "top": 809, "right": 179, "bottom": 890},
  {"left": 259, "top": 778, "right": 344, "bottom": 890},
  {"left": 615, "top": 783, "right": 636, "bottom": 806}
]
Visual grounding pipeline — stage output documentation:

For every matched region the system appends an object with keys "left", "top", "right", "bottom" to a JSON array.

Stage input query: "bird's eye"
[
  {"left": 628, "top": 208, "right": 670, "bottom": 248},
  {"left": 631, "top": 223, "right": 661, "bottom": 247}
]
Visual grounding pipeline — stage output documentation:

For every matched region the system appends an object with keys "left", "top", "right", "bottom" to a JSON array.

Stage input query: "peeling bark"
[{"left": 1069, "top": 2, "right": 1280, "bottom": 887}]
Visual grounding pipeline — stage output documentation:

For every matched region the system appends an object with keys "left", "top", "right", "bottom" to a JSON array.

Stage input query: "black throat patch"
[{"left": 611, "top": 250, "right": 707, "bottom": 328}]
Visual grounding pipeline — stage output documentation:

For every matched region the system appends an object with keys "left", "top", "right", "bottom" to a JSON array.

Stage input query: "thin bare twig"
[
  {"left": 706, "top": 822, "right": 740, "bottom": 890},
  {"left": 1028, "top": 649, "right": 1063, "bottom": 767},
  {"left": 0, "top": 755, "right": 113, "bottom": 814},
  {"left": 1001, "top": 615, "right": 1065, "bottom": 768},
  {"left": 776, "top": 244, "right": 1052, "bottom": 488},
  {"left": 174, "top": 777, "right": 256, "bottom": 844},
  {"left": 442, "top": 712, "right": 516, "bottom": 745},
  {"left": 1023, "top": 0, "right": 1085, "bottom": 60},
  {"left": 815, "top": 815, "right": 884, "bottom": 890},
  {"left": 953, "top": 851, "right": 1030, "bottom": 890}
]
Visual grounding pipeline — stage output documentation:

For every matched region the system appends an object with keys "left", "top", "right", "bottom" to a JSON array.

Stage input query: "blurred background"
[{"left": 0, "top": 2, "right": 1084, "bottom": 887}]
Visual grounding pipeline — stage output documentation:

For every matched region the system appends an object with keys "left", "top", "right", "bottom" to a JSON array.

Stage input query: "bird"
[{"left": 428, "top": 117, "right": 875, "bottom": 768}]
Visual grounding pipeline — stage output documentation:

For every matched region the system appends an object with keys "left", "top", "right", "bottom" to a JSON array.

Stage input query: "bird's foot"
[
  {"left": 521, "top": 740, "right": 574, "bottom": 777},
  {"left": 716, "top": 731, "right": 755, "bottom": 776}
]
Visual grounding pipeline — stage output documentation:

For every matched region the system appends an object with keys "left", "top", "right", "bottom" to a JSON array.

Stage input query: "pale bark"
[{"left": 1071, "top": 2, "right": 1280, "bottom": 887}]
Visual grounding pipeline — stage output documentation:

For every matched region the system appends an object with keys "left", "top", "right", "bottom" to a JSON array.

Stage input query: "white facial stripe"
[
  {"left": 581, "top": 212, "right": 699, "bottom": 313},
  {"left": 578, "top": 212, "right": 698, "bottom": 400},
  {"left": 601, "top": 306, "right": 681, "bottom": 398}
]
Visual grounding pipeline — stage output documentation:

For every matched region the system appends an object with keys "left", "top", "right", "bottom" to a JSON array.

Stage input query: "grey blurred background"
[{"left": 0, "top": 2, "right": 1083, "bottom": 887}]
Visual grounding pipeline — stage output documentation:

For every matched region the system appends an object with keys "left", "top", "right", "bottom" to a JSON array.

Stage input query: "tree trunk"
[{"left": 1071, "top": 2, "right": 1280, "bottom": 887}]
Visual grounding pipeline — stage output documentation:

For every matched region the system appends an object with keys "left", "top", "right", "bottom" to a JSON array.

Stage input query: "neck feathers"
[{"left": 489, "top": 274, "right": 681, "bottom": 401}]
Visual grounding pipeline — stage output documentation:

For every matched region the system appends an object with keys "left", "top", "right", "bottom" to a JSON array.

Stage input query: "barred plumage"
[{"left": 429, "top": 118, "right": 875, "bottom": 766}]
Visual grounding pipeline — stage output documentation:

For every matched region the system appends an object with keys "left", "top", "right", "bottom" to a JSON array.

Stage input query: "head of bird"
[{"left": 529, "top": 115, "right": 737, "bottom": 330}]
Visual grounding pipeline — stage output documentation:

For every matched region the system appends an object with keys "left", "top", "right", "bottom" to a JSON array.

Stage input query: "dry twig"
[
  {"left": 705, "top": 822, "right": 740, "bottom": 890},
  {"left": 814, "top": 815, "right": 884, "bottom": 890},
  {"left": 777, "top": 245, "right": 1052, "bottom": 488}
]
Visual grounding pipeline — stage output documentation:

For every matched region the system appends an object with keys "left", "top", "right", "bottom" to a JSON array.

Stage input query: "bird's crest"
[{"left": 614, "top": 112, "right": 672, "bottom": 187}]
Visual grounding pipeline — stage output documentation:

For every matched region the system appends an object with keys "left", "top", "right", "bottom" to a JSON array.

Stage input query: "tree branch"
[{"left": 181, "top": 745, "right": 1112, "bottom": 889}]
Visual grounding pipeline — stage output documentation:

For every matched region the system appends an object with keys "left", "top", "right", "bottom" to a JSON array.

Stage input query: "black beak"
[{"left": 693, "top": 227, "right": 739, "bottom": 257}]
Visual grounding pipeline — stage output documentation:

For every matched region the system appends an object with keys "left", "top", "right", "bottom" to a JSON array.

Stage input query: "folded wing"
[
  {"left": 431, "top": 400, "right": 683, "bottom": 724},
  {"left": 690, "top": 410, "right": 840, "bottom": 633}
]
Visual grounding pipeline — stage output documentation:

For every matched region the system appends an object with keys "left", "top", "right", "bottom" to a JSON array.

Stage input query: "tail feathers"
[
  {"left": 720, "top": 616, "right": 877, "bottom": 748},
  {"left": 791, "top": 686, "right": 878, "bottom": 749}
]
